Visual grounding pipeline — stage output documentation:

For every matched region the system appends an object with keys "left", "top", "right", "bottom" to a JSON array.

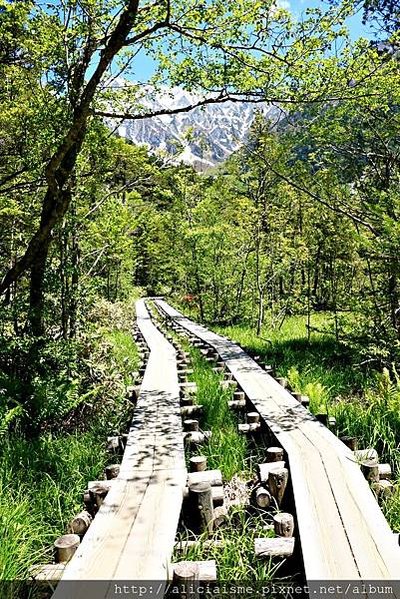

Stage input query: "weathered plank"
[
  {"left": 155, "top": 299, "right": 400, "bottom": 584},
  {"left": 53, "top": 299, "right": 186, "bottom": 598}
]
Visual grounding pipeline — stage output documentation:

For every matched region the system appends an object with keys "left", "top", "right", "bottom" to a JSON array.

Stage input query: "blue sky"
[{"left": 133, "top": 0, "right": 373, "bottom": 82}]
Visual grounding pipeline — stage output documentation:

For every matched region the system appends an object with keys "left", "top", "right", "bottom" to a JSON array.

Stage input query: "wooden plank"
[
  {"left": 155, "top": 300, "right": 400, "bottom": 584},
  {"left": 53, "top": 300, "right": 186, "bottom": 598}
]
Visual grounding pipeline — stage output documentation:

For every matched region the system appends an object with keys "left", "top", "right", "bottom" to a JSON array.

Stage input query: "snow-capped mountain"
[{"left": 109, "top": 84, "right": 278, "bottom": 170}]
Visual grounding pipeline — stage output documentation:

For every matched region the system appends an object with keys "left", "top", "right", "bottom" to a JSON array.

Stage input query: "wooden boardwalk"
[
  {"left": 155, "top": 299, "right": 400, "bottom": 584},
  {"left": 53, "top": 299, "right": 186, "bottom": 598}
]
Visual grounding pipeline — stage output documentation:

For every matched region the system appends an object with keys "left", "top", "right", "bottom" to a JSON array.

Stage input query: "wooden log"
[
  {"left": 340, "top": 436, "right": 358, "bottom": 451},
  {"left": 300, "top": 395, "right": 310, "bottom": 408},
  {"left": 29, "top": 563, "right": 66, "bottom": 582},
  {"left": 361, "top": 460, "right": 380, "bottom": 483},
  {"left": 181, "top": 404, "right": 203, "bottom": 418},
  {"left": 238, "top": 423, "right": 260, "bottom": 434},
  {"left": 255, "top": 537, "right": 295, "bottom": 558},
  {"left": 188, "top": 469, "right": 222, "bottom": 487},
  {"left": 255, "top": 486, "right": 272, "bottom": 508},
  {"left": 184, "top": 431, "right": 205, "bottom": 446},
  {"left": 125, "top": 385, "right": 140, "bottom": 402},
  {"left": 105, "top": 464, "right": 120, "bottom": 480},
  {"left": 228, "top": 399, "right": 246, "bottom": 410},
  {"left": 266, "top": 447, "right": 284, "bottom": 462},
  {"left": 273, "top": 513, "right": 295, "bottom": 538},
  {"left": 178, "top": 368, "right": 194, "bottom": 376},
  {"left": 276, "top": 377, "right": 289, "bottom": 388},
  {"left": 378, "top": 463, "right": 392, "bottom": 480},
  {"left": 211, "top": 485, "right": 224, "bottom": 507},
  {"left": 268, "top": 467, "right": 289, "bottom": 506},
  {"left": 372, "top": 479, "right": 394, "bottom": 499},
  {"left": 68, "top": 511, "right": 92, "bottom": 536},
  {"left": 189, "top": 456, "right": 207, "bottom": 472},
  {"left": 184, "top": 419, "right": 200, "bottom": 432},
  {"left": 173, "top": 560, "right": 217, "bottom": 583},
  {"left": 179, "top": 382, "right": 197, "bottom": 395},
  {"left": 180, "top": 396, "right": 194, "bottom": 406},
  {"left": 212, "top": 506, "right": 228, "bottom": 528},
  {"left": 173, "top": 561, "right": 199, "bottom": 598},
  {"left": 257, "top": 461, "right": 286, "bottom": 484},
  {"left": 54, "top": 534, "right": 80, "bottom": 563},
  {"left": 106, "top": 435, "right": 121, "bottom": 452},
  {"left": 89, "top": 482, "right": 111, "bottom": 509},
  {"left": 188, "top": 482, "right": 214, "bottom": 534},
  {"left": 315, "top": 413, "right": 328, "bottom": 426},
  {"left": 246, "top": 411, "right": 260, "bottom": 424}
]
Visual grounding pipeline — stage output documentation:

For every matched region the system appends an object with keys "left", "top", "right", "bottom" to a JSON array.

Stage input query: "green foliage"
[
  {"left": 176, "top": 505, "right": 279, "bottom": 581},
  {"left": 186, "top": 345, "right": 248, "bottom": 480}
]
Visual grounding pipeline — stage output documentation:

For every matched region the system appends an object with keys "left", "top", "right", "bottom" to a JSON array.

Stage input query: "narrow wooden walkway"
[
  {"left": 155, "top": 299, "right": 400, "bottom": 584},
  {"left": 53, "top": 299, "right": 186, "bottom": 598}
]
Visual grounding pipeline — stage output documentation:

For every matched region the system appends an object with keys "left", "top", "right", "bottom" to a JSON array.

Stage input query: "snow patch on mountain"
[{"left": 108, "top": 83, "right": 277, "bottom": 169}]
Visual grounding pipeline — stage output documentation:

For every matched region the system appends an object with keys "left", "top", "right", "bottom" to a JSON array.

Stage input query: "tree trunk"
[{"left": 29, "top": 236, "right": 52, "bottom": 336}]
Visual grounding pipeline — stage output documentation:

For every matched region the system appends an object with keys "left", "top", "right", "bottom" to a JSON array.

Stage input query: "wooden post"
[
  {"left": 340, "top": 436, "right": 358, "bottom": 451},
  {"left": 68, "top": 511, "right": 92, "bottom": 536},
  {"left": 105, "top": 464, "right": 120, "bottom": 480},
  {"left": 268, "top": 467, "right": 289, "bottom": 506},
  {"left": 89, "top": 483, "right": 110, "bottom": 509},
  {"left": 212, "top": 506, "right": 228, "bottom": 528},
  {"left": 273, "top": 513, "right": 294, "bottom": 537},
  {"left": 315, "top": 413, "right": 328, "bottom": 426},
  {"left": 361, "top": 460, "right": 380, "bottom": 484},
  {"left": 378, "top": 463, "right": 392, "bottom": 480},
  {"left": 188, "top": 469, "right": 222, "bottom": 487},
  {"left": 257, "top": 461, "right": 285, "bottom": 484},
  {"left": 184, "top": 419, "right": 200, "bottom": 432},
  {"left": 266, "top": 447, "right": 284, "bottom": 462},
  {"left": 276, "top": 377, "right": 288, "bottom": 388},
  {"left": 233, "top": 391, "right": 245, "bottom": 402},
  {"left": 246, "top": 412, "right": 260, "bottom": 424},
  {"left": 255, "top": 487, "right": 272, "bottom": 508},
  {"left": 54, "top": 534, "right": 80, "bottom": 563},
  {"left": 301, "top": 395, "right": 310, "bottom": 408},
  {"left": 228, "top": 399, "right": 246, "bottom": 410},
  {"left": 181, "top": 405, "right": 203, "bottom": 418},
  {"left": 173, "top": 561, "right": 199, "bottom": 599},
  {"left": 189, "top": 456, "right": 207, "bottom": 472},
  {"left": 328, "top": 416, "right": 337, "bottom": 429},
  {"left": 255, "top": 537, "right": 294, "bottom": 558},
  {"left": 188, "top": 482, "right": 214, "bottom": 534},
  {"left": 292, "top": 392, "right": 302, "bottom": 402}
]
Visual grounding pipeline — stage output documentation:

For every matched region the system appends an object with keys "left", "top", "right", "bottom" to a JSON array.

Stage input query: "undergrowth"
[
  {"left": 187, "top": 346, "right": 248, "bottom": 480},
  {"left": 0, "top": 298, "right": 139, "bottom": 588}
]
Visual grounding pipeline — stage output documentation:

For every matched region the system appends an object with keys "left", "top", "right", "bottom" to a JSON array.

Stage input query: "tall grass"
[
  {"left": 0, "top": 299, "right": 139, "bottom": 585},
  {"left": 188, "top": 347, "right": 248, "bottom": 480},
  {"left": 175, "top": 505, "right": 279, "bottom": 581}
]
